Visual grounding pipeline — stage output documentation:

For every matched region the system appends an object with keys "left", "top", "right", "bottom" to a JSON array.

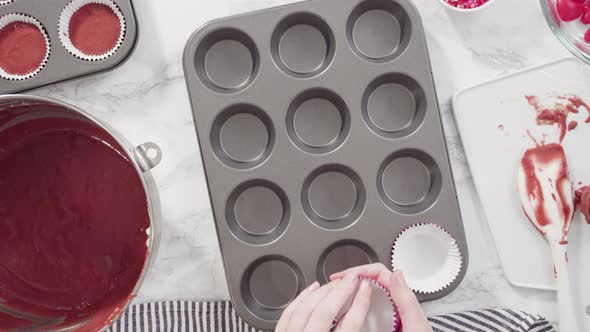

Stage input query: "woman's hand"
[
  {"left": 276, "top": 263, "right": 433, "bottom": 332},
  {"left": 331, "top": 263, "right": 433, "bottom": 332},
  {"left": 275, "top": 272, "right": 374, "bottom": 332}
]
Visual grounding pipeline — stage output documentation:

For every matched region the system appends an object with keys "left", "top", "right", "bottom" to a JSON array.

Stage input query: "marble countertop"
[{"left": 30, "top": 0, "right": 571, "bottom": 324}]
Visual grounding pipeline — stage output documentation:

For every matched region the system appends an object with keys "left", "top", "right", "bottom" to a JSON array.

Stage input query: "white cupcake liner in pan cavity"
[
  {"left": 391, "top": 223, "right": 463, "bottom": 294},
  {"left": 335, "top": 277, "right": 400, "bottom": 332},
  {"left": 0, "top": 13, "right": 50, "bottom": 80},
  {"left": 58, "top": 0, "right": 126, "bottom": 61},
  {"left": 360, "top": 278, "right": 400, "bottom": 332}
]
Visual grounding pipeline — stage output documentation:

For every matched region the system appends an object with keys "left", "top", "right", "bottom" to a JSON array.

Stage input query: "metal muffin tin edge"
[{"left": 183, "top": 0, "right": 469, "bottom": 329}]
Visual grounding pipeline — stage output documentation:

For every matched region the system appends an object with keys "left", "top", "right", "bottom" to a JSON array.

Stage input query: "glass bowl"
[{"left": 540, "top": 0, "right": 590, "bottom": 64}]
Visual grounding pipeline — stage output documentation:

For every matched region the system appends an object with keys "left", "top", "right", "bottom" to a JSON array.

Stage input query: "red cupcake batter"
[
  {"left": 520, "top": 143, "right": 573, "bottom": 244},
  {"left": 68, "top": 3, "right": 121, "bottom": 56},
  {"left": 575, "top": 186, "right": 590, "bottom": 224},
  {"left": 0, "top": 22, "right": 46, "bottom": 76},
  {"left": 525, "top": 94, "right": 590, "bottom": 143},
  {"left": 0, "top": 107, "right": 149, "bottom": 331},
  {"left": 522, "top": 94, "right": 590, "bottom": 227}
]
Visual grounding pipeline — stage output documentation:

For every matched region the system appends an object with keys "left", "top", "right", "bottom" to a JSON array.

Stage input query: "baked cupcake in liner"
[
  {"left": 0, "top": 1, "right": 15, "bottom": 5},
  {"left": 391, "top": 223, "right": 463, "bottom": 294},
  {"left": 58, "top": 0, "right": 126, "bottom": 61},
  {"left": 334, "top": 277, "right": 401, "bottom": 332},
  {"left": 0, "top": 13, "right": 50, "bottom": 80}
]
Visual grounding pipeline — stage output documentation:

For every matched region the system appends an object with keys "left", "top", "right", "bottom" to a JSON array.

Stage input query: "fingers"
[
  {"left": 335, "top": 279, "right": 372, "bottom": 332},
  {"left": 287, "top": 280, "right": 341, "bottom": 331},
  {"left": 303, "top": 273, "right": 360, "bottom": 332},
  {"left": 330, "top": 263, "right": 391, "bottom": 287},
  {"left": 388, "top": 271, "right": 432, "bottom": 332},
  {"left": 279, "top": 266, "right": 432, "bottom": 332},
  {"left": 276, "top": 281, "right": 320, "bottom": 332}
]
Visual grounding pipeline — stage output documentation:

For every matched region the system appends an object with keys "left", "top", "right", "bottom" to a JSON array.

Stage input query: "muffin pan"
[
  {"left": 183, "top": 0, "right": 468, "bottom": 329},
  {"left": 0, "top": 0, "right": 137, "bottom": 93}
]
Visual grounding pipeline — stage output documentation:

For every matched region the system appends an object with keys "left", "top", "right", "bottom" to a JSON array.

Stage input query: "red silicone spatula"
[{"left": 518, "top": 143, "right": 579, "bottom": 332}]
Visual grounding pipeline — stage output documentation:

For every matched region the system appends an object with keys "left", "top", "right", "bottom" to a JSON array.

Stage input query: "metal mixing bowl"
[
  {"left": 0, "top": 94, "right": 161, "bottom": 331},
  {"left": 541, "top": 0, "right": 590, "bottom": 64}
]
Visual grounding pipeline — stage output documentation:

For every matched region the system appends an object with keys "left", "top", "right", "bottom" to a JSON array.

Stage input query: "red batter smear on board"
[
  {"left": 525, "top": 94, "right": 590, "bottom": 143},
  {"left": 0, "top": 107, "right": 149, "bottom": 331},
  {"left": 575, "top": 186, "right": 590, "bottom": 224},
  {"left": 0, "top": 22, "right": 46, "bottom": 75},
  {"left": 568, "top": 121, "right": 578, "bottom": 131},
  {"left": 526, "top": 129, "right": 546, "bottom": 147},
  {"left": 68, "top": 4, "right": 121, "bottom": 56},
  {"left": 564, "top": 95, "right": 590, "bottom": 122}
]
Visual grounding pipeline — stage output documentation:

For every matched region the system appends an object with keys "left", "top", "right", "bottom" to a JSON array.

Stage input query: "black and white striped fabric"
[
  {"left": 428, "top": 309, "right": 555, "bottom": 332},
  {"left": 107, "top": 301, "right": 263, "bottom": 332},
  {"left": 106, "top": 301, "right": 555, "bottom": 332}
]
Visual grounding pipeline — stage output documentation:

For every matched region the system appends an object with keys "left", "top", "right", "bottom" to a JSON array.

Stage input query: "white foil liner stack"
[
  {"left": 58, "top": 0, "right": 126, "bottom": 61},
  {"left": 0, "top": 13, "right": 50, "bottom": 80},
  {"left": 391, "top": 223, "right": 463, "bottom": 294},
  {"left": 334, "top": 277, "right": 400, "bottom": 332}
]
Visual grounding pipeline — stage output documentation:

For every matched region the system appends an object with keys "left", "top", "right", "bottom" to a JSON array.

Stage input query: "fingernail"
[
  {"left": 307, "top": 281, "right": 319, "bottom": 291},
  {"left": 391, "top": 271, "right": 407, "bottom": 288},
  {"left": 360, "top": 279, "right": 370, "bottom": 291},
  {"left": 345, "top": 273, "right": 358, "bottom": 283}
]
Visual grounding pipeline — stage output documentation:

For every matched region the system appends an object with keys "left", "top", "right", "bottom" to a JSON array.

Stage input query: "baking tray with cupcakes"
[
  {"left": 183, "top": 0, "right": 468, "bottom": 329},
  {"left": 0, "top": 0, "right": 137, "bottom": 94}
]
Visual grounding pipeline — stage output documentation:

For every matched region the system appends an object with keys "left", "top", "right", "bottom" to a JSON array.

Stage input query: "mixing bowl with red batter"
[{"left": 0, "top": 95, "right": 161, "bottom": 332}]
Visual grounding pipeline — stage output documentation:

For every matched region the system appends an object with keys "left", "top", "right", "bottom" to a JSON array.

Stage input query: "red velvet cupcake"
[
  {"left": 59, "top": 0, "right": 125, "bottom": 61},
  {"left": 0, "top": 14, "right": 50, "bottom": 80}
]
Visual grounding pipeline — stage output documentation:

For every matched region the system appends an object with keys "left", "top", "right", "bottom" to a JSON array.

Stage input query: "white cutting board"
[{"left": 454, "top": 57, "right": 590, "bottom": 320}]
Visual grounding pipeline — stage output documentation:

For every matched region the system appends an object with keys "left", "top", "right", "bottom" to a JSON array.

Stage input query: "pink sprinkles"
[{"left": 444, "top": 0, "right": 489, "bottom": 9}]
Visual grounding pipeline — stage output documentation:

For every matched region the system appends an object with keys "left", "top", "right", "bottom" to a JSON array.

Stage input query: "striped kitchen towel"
[{"left": 107, "top": 301, "right": 556, "bottom": 332}]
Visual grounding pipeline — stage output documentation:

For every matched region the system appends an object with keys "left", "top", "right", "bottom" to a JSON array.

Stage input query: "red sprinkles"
[{"left": 444, "top": 0, "right": 490, "bottom": 9}]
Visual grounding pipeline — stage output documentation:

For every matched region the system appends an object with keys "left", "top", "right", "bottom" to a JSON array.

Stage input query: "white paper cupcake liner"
[
  {"left": 0, "top": 13, "right": 50, "bottom": 80},
  {"left": 334, "top": 277, "right": 400, "bottom": 332},
  {"left": 0, "top": 1, "right": 15, "bottom": 5},
  {"left": 58, "top": 0, "right": 126, "bottom": 61},
  {"left": 391, "top": 223, "right": 463, "bottom": 294}
]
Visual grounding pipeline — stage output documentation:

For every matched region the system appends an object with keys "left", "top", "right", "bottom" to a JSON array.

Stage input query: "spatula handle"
[{"left": 550, "top": 243, "right": 580, "bottom": 332}]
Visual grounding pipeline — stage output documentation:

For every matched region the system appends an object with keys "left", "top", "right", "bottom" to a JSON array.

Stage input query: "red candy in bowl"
[
  {"left": 542, "top": 0, "right": 590, "bottom": 63},
  {"left": 556, "top": 0, "right": 584, "bottom": 21}
]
